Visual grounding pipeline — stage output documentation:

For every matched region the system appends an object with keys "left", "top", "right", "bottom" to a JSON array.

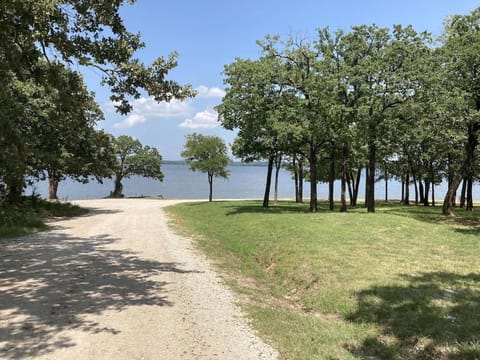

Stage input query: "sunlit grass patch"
[{"left": 167, "top": 200, "right": 480, "bottom": 359}]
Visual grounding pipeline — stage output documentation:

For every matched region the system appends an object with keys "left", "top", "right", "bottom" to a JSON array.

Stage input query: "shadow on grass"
[
  {"left": 377, "top": 203, "right": 480, "bottom": 226},
  {"left": 346, "top": 272, "right": 480, "bottom": 359},
  {"left": 0, "top": 229, "right": 200, "bottom": 359}
]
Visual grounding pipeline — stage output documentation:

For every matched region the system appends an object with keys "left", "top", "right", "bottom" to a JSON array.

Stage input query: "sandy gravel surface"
[{"left": 0, "top": 199, "right": 277, "bottom": 360}]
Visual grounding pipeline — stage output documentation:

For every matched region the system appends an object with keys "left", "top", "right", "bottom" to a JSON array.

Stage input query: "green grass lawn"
[{"left": 167, "top": 200, "right": 480, "bottom": 359}]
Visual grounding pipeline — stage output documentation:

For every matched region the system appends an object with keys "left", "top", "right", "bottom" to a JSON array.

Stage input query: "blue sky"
[{"left": 82, "top": 0, "right": 477, "bottom": 160}]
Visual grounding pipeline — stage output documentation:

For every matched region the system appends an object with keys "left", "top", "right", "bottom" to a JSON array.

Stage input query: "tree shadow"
[
  {"left": 379, "top": 204, "right": 480, "bottom": 235},
  {"left": 346, "top": 272, "right": 480, "bottom": 359},
  {"left": 0, "top": 231, "right": 200, "bottom": 359}
]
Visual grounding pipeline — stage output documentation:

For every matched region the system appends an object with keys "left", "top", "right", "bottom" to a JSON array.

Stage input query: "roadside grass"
[
  {"left": 0, "top": 197, "right": 88, "bottom": 238},
  {"left": 167, "top": 200, "right": 480, "bottom": 359}
]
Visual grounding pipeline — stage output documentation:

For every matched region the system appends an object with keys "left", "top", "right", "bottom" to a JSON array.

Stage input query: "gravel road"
[{"left": 0, "top": 199, "right": 277, "bottom": 359}]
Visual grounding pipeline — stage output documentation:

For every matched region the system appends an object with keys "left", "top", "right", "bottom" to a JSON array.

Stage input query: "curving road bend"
[{"left": 0, "top": 199, "right": 277, "bottom": 360}]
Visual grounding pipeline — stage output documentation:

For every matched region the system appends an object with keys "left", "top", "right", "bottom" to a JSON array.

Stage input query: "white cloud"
[
  {"left": 179, "top": 109, "right": 220, "bottom": 129},
  {"left": 195, "top": 85, "right": 225, "bottom": 98},
  {"left": 110, "top": 97, "right": 193, "bottom": 129},
  {"left": 113, "top": 114, "right": 147, "bottom": 129}
]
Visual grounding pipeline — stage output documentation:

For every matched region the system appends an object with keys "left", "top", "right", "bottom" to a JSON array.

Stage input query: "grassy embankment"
[
  {"left": 0, "top": 197, "right": 88, "bottom": 238},
  {"left": 167, "top": 200, "right": 480, "bottom": 359}
]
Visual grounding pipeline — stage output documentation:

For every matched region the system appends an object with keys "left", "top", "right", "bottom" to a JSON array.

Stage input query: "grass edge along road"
[
  {"left": 167, "top": 200, "right": 480, "bottom": 360},
  {"left": 0, "top": 198, "right": 88, "bottom": 238}
]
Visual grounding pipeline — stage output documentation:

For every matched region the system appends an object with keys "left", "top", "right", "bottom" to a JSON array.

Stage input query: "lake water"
[{"left": 27, "top": 163, "right": 479, "bottom": 202}]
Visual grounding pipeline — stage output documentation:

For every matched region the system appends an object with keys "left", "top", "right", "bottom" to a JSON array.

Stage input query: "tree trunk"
[
  {"left": 419, "top": 177, "right": 424, "bottom": 204},
  {"left": 423, "top": 180, "right": 430, "bottom": 207},
  {"left": 309, "top": 144, "right": 318, "bottom": 212},
  {"left": 466, "top": 176, "right": 473, "bottom": 211},
  {"left": 112, "top": 175, "right": 124, "bottom": 198},
  {"left": 347, "top": 172, "right": 354, "bottom": 206},
  {"left": 293, "top": 155, "right": 299, "bottom": 203},
  {"left": 340, "top": 148, "right": 347, "bottom": 212},
  {"left": 443, "top": 122, "right": 479, "bottom": 216},
  {"left": 353, "top": 168, "right": 361, "bottom": 207},
  {"left": 384, "top": 173, "right": 388, "bottom": 202},
  {"left": 443, "top": 173, "right": 463, "bottom": 216},
  {"left": 5, "top": 175, "right": 23, "bottom": 205},
  {"left": 431, "top": 183, "right": 435, "bottom": 207},
  {"left": 48, "top": 173, "right": 60, "bottom": 200},
  {"left": 208, "top": 173, "right": 213, "bottom": 202},
  {"left": 364, "top": 164, "right": 369, "bottom": 208},
  {"left": 460, "top": 177, "right": 467, "bottom": 208},
  {"left": 340, "top": 172, "right": 347, "bottom": 212},
  {"left": 401, "top": 178, "right": 405, "bottom": 203},
  {"left": 298, "top": 158, "right": 304, "bottom": 203},
  {"left": 412, "top": 172, "right": 418, "bottom": 205},
  {"left": 263, "top": 156, "right": 274, "bottom": 208},
  {"left": 274, "top": 155, "right": 282, "bottom": 205},
  {"left": 404, "top": 170, "right": 410, "bottom": 206},
  {"left": 328, "top": 147, "right": 335, "bottom": 211}
]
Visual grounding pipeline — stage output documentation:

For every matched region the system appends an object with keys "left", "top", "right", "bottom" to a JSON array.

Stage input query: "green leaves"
[{"left": 181, "top": 133, "right": 230, "bottom": 179}]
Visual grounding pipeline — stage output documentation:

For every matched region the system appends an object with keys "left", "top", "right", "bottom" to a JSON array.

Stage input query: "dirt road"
[{"left": 0, "top": 199, "right": 277, "bottom": 359}]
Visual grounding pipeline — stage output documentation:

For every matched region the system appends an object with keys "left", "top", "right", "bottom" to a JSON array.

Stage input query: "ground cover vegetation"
[
  {"left": 217, "top": 7, "right": 480, "bottom": 215},
  {"left": 168, "top": 200, "right": 480, "bottom": 359}
]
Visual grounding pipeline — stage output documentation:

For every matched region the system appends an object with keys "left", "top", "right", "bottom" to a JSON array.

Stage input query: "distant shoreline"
[{"left": 163, "top": 160, "right": 268, "bottom": 167}]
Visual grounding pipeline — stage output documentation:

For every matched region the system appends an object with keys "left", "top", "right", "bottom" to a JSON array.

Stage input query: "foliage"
[
  {"left": 0, "top": 196, "right": 88, "bottom": 238},
  {"left": 0, "top": 0, "right": 194, "bottom": 203},
  {"left": 110, "top": 135, "right": 163, "bottom": 197},
  {"left": 168, "top": 200, "right": 480, "bottom": 359},
  {"left": 181, "top": 133, "right": 230, "bottom": 202}
]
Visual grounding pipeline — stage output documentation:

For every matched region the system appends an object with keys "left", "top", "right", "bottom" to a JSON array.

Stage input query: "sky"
[{"left": 81, "top": 0, "right": 478, "bottom": 160}]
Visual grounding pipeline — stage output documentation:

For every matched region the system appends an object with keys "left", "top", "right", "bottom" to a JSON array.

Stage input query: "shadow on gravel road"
[{"left": 0, "top": 230, "right": 199, "bottom": 359}]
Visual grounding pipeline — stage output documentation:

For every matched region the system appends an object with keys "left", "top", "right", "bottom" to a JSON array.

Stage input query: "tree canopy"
[
  {"left": 181, "top": 133, "right": 230, "bottom": 202},
  {"left": 110, "top": 135, "right": 164, "bottom": 198},
  {"left": 218, "top": 6, "right": 480, "bottom": 214}
]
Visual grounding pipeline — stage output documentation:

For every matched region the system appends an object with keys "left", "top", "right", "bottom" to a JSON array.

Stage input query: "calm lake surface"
[{"left": 28, "top": 163, "right": 479, "bottom": 202}]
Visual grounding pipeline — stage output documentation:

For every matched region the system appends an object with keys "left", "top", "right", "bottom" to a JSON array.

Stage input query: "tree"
[
  {"left": 441, "top": 7, "right": 480, "bottom": 215},
  {"left": 181, "top": 134, "right": 230, "bottom": 202},
  {"left": 217, "top": 56, "right": 298, "bottom": 207},
  {"left": 0, "top": 0, "right": 194, "bottom": 203},
  {"left": 28, "top": 62, "right": 116, "bottom": 199},
  {"left": 341, "top": 25, "right": 430, "bottom": 212},
  {"left": 110, "top": 136, "right": 163, "bottom": 198}
]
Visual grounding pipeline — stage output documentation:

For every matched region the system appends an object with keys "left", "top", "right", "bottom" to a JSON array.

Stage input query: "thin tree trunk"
[
  {"left": 309, "top": 144, "right": 318, "bottom": 212},
  {"left": 352, "top": 168, "right": 361, "bottom": 207},
  {"left": 340, "top": 148, "right": 347, "bottom": 212},
  {"left": 329, "top": 147, "right": 335, "bottom": 211},
  {"left": 460, "top": 177, "right": 467, "bottom": 208},
  {"left": 431, "top": 182, "right": 435, "bottom": 207},
  {"left": 293, "top": 155, "right": 299, "bottom": 203},
  {"left": 340, "top": 173, "right": 347, "bottom": 212},
  {"left": 274, "top": 155, "right": 282, "bottom": 205},
  {"left": 347, "top": 172, "right": 354, "bottom": 206},
  {"left": 208, "top": 173, "right": 213, "bottom": 202},
  {"left": 298, "top": 158, "right": 304, "bottom": 203},
  {"left": 384, "top": 172, "right": 388, "bottom": 203},
  {"left": 364, "top": 164, "right": 369, "bottom": 208},
  {"left": 404, "top": 170, "right": 410, "bottom": 206},
  {"left": 401, "top": 178, "right": 405, "bottom": 203},
  {"left": 419, "top": 177, "right": 424, "bottom": 204},
  {"left": 412, "top": 171, "right": 418, "bottom": 205},
  {"left": 466, "top": 177, "right": 473, "bottom": 211},
  {"left": 263, "top": 156, "right": 274, "bottom": 208},
  {"left": 423, "top": 180, "right": 430, "bottom": 207}
]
